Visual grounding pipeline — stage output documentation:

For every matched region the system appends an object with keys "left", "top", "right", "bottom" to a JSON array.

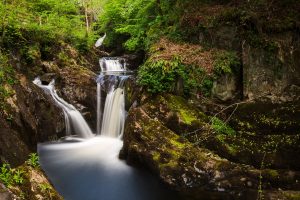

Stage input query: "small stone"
[{"left": 247, "top": 181, "right": 252, "bottom": 187}]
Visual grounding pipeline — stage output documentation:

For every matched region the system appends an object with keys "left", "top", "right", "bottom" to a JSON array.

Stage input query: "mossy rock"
[
  {"left": 7, "top": 165, "right": 62, "bottom": 200},
  {"left": 121, "top": 106, "right": 300, "bottom": 198},
  {"left": 141, "top": 94, "right": 209, "bottom": 135}
]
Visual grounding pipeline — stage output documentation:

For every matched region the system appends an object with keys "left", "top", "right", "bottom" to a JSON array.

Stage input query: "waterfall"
[
  {"left": 99, "top": 57, "right": 126, "bottom": 72},
  {"left": 97, "top": 57, "right": 129, "bottom": 138},
  {"left": 97, "top": 76, "right": 127, "bottom": 138},
  {"left": 100, "top": 78, "right": 126, "bottom": 138},
  {"left": 33, "top": 78, "right": 93, "bottom": 138}
]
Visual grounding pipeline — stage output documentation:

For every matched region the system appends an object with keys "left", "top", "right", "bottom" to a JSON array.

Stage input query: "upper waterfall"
[
  {"left": 99, "top": 57, "right": 126, "bottom": 72},
  {"left": 33, "top": 78, "right": 93, "bottom": 138}
]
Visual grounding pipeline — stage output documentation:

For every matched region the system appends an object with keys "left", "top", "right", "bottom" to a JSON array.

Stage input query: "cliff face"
[
  {"left": 200, "top": 23, "right": 300, "bottom": 101},
  {"left": 190, "top": 1, "right": 300, "bottom": 102}
]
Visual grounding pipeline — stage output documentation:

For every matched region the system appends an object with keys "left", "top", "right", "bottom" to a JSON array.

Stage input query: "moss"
[
  {"left": 266, "top": 169, "right": 279, "bottom": 178},
  {"left": 179, "top": 109, "right": 197, "bottom": 125},
  {"left": 165, "top": 94, "right": 208, "bottom": 123},
  {"left": 153, "top": 152, "right": 160, "bottom": 161},
  {"left": 225, "top": 144, "right": 238, "bottom": 156},
  {"left": 170, "top": 137, "right": 186, "bottom": 149},
  {"left": 283, "top": 192, "right": 300, "bottom": 200},
  {"left": 211, "top": 117, "right": 236, "bottom": 136}
]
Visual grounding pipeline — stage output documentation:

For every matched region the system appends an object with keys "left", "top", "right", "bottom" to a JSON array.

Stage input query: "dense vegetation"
[
  {"left": 98, "top": 0, "right": 299, "bottom": 95},
  {"left": 98, "top": 0, "right": 300, "bottom": 51}
]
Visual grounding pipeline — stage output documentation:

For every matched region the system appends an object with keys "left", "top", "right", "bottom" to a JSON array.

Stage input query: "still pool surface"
[{"left": 38, "top": 136, "right": 180, "bottom": 200}]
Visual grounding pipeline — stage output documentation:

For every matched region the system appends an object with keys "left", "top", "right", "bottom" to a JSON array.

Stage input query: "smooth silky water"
[{"left": 36, "top": 58, "right": 180, "bottom": 200}]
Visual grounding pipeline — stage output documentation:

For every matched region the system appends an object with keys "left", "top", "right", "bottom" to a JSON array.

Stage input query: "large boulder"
[{"left": 121, "top": 94, "right": 300, "bottom": 199}]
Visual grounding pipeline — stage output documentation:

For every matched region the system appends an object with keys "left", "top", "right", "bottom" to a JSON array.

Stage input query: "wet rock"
[
  {"left": 121, "top": 94, "right": 300, "bottom": 199},
  {"left": 223, "top": 100, "right": 300, "bottom": 170}
]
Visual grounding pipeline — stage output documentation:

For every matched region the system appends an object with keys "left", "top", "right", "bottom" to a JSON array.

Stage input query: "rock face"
[
  {"left": 212, "top": 74, "right": 239, "bottom": 101},
  {"left": 242, "top": 36, "right": 300, "bottom": 100},
  {"left": 197, "top": 18, "right": 300, "bottom": 102},
  {"left": 121, "top": 94, "right": 300, "bottom": 199},
  {"left": 0, "top": 75, "right": 65, "bottom": 166}
]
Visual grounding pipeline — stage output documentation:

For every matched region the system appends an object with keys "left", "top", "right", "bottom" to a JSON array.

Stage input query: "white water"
[
  {"left": 96, "top": 82, "right": 102, "bottom": 135},
  {"left": 97, "top": 58, "right": 128, "bottom": 138},
  {"left": 99, "top": 57, "right": 126, "bottom": 72},
  {"left": 33, "top": 78, "right": 93, "bottom": 138},
  {"left": 99, "top": 82, "right": 126, "bottom": 138},
  {"left": 95, "top": 33, "right": 106, "bottom": 47}
]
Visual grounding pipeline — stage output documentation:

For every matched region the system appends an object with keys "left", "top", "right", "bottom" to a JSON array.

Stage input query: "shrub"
[
  {"left": 26, "top": 153, "right": 40, "bottom": 168},
  {"left": 137, "top": 56, "right": 186, "bottom": 93},
  {"left": 0, "top": 164, "right": 24, "bottom": 187},
  {"left": 213, "top": 51, "right": 240, "bottom": 76},
  {"left": 137, "top": 56, "right": 214, "bottom": 95}
]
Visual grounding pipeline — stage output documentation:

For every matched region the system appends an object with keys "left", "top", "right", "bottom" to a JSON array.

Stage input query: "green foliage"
[
  {"left": 137, "top": 56, "right": 185, "bottom": 93},
  {"left": 0, "top": 164, "right": 24, "bottom": 187},
  {"left": 211, "top": 117, "right": 236, "bottom": 136},
  {"left": 0, "top": 52, "right": 16, "bottom": 114},
  {"left": 213, "top": 51, "right": 240, "bottom": 76},
  {"left": 0, "top": 0, "right": 96, "bottom": 52},
  {"left": 185, "top": 66, "right": 214, "bottom": 96},
  {"left": 26, "top": 153, "right": 40, "bottom": 168},
  {"left": 98, "top": 0, "right": 183, "bottom": 51},
  {"left": 137, "top": 56, "right": 214, "bottom": 95},
  {"left": 38, "top": 183, "right": 52, "bottom": 192}
]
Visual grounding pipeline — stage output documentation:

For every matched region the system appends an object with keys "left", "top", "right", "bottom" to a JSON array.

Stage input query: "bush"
[
  {"left": 26, "top": 153, "right": 40, "bottom": 168},
  {"left": 0, "top": 164, "right": 24, "bottom": 187},
  {"left": 137, "top": 56, "right": 185, "bottom": 93},
  {"left": 137, "top": 56, "right": 214, "bottom": 95},
  {"left": 213, "top": 51, "right": 240, "bottom": 76}
]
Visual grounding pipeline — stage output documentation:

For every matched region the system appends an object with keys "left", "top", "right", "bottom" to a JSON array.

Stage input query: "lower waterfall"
[{"left": 33, "top": 78, "right": 93, "bottom": 138}]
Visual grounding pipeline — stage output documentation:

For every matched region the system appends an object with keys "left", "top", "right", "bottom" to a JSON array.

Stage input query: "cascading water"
[
  {"left": 99, "top": 57, "right": 126, "bottom": 72},
  {"left": 97, "top": 75, "right": 127, "bottom": 138},
  {"left": 37, "top": 57, "right": 179, "bottom": 200},
  {"left": 96, "top": 57, "right": 128, "bottom": 137},
  {"left": 33, "top": 78, "right": 93, "bottom": 138}
]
